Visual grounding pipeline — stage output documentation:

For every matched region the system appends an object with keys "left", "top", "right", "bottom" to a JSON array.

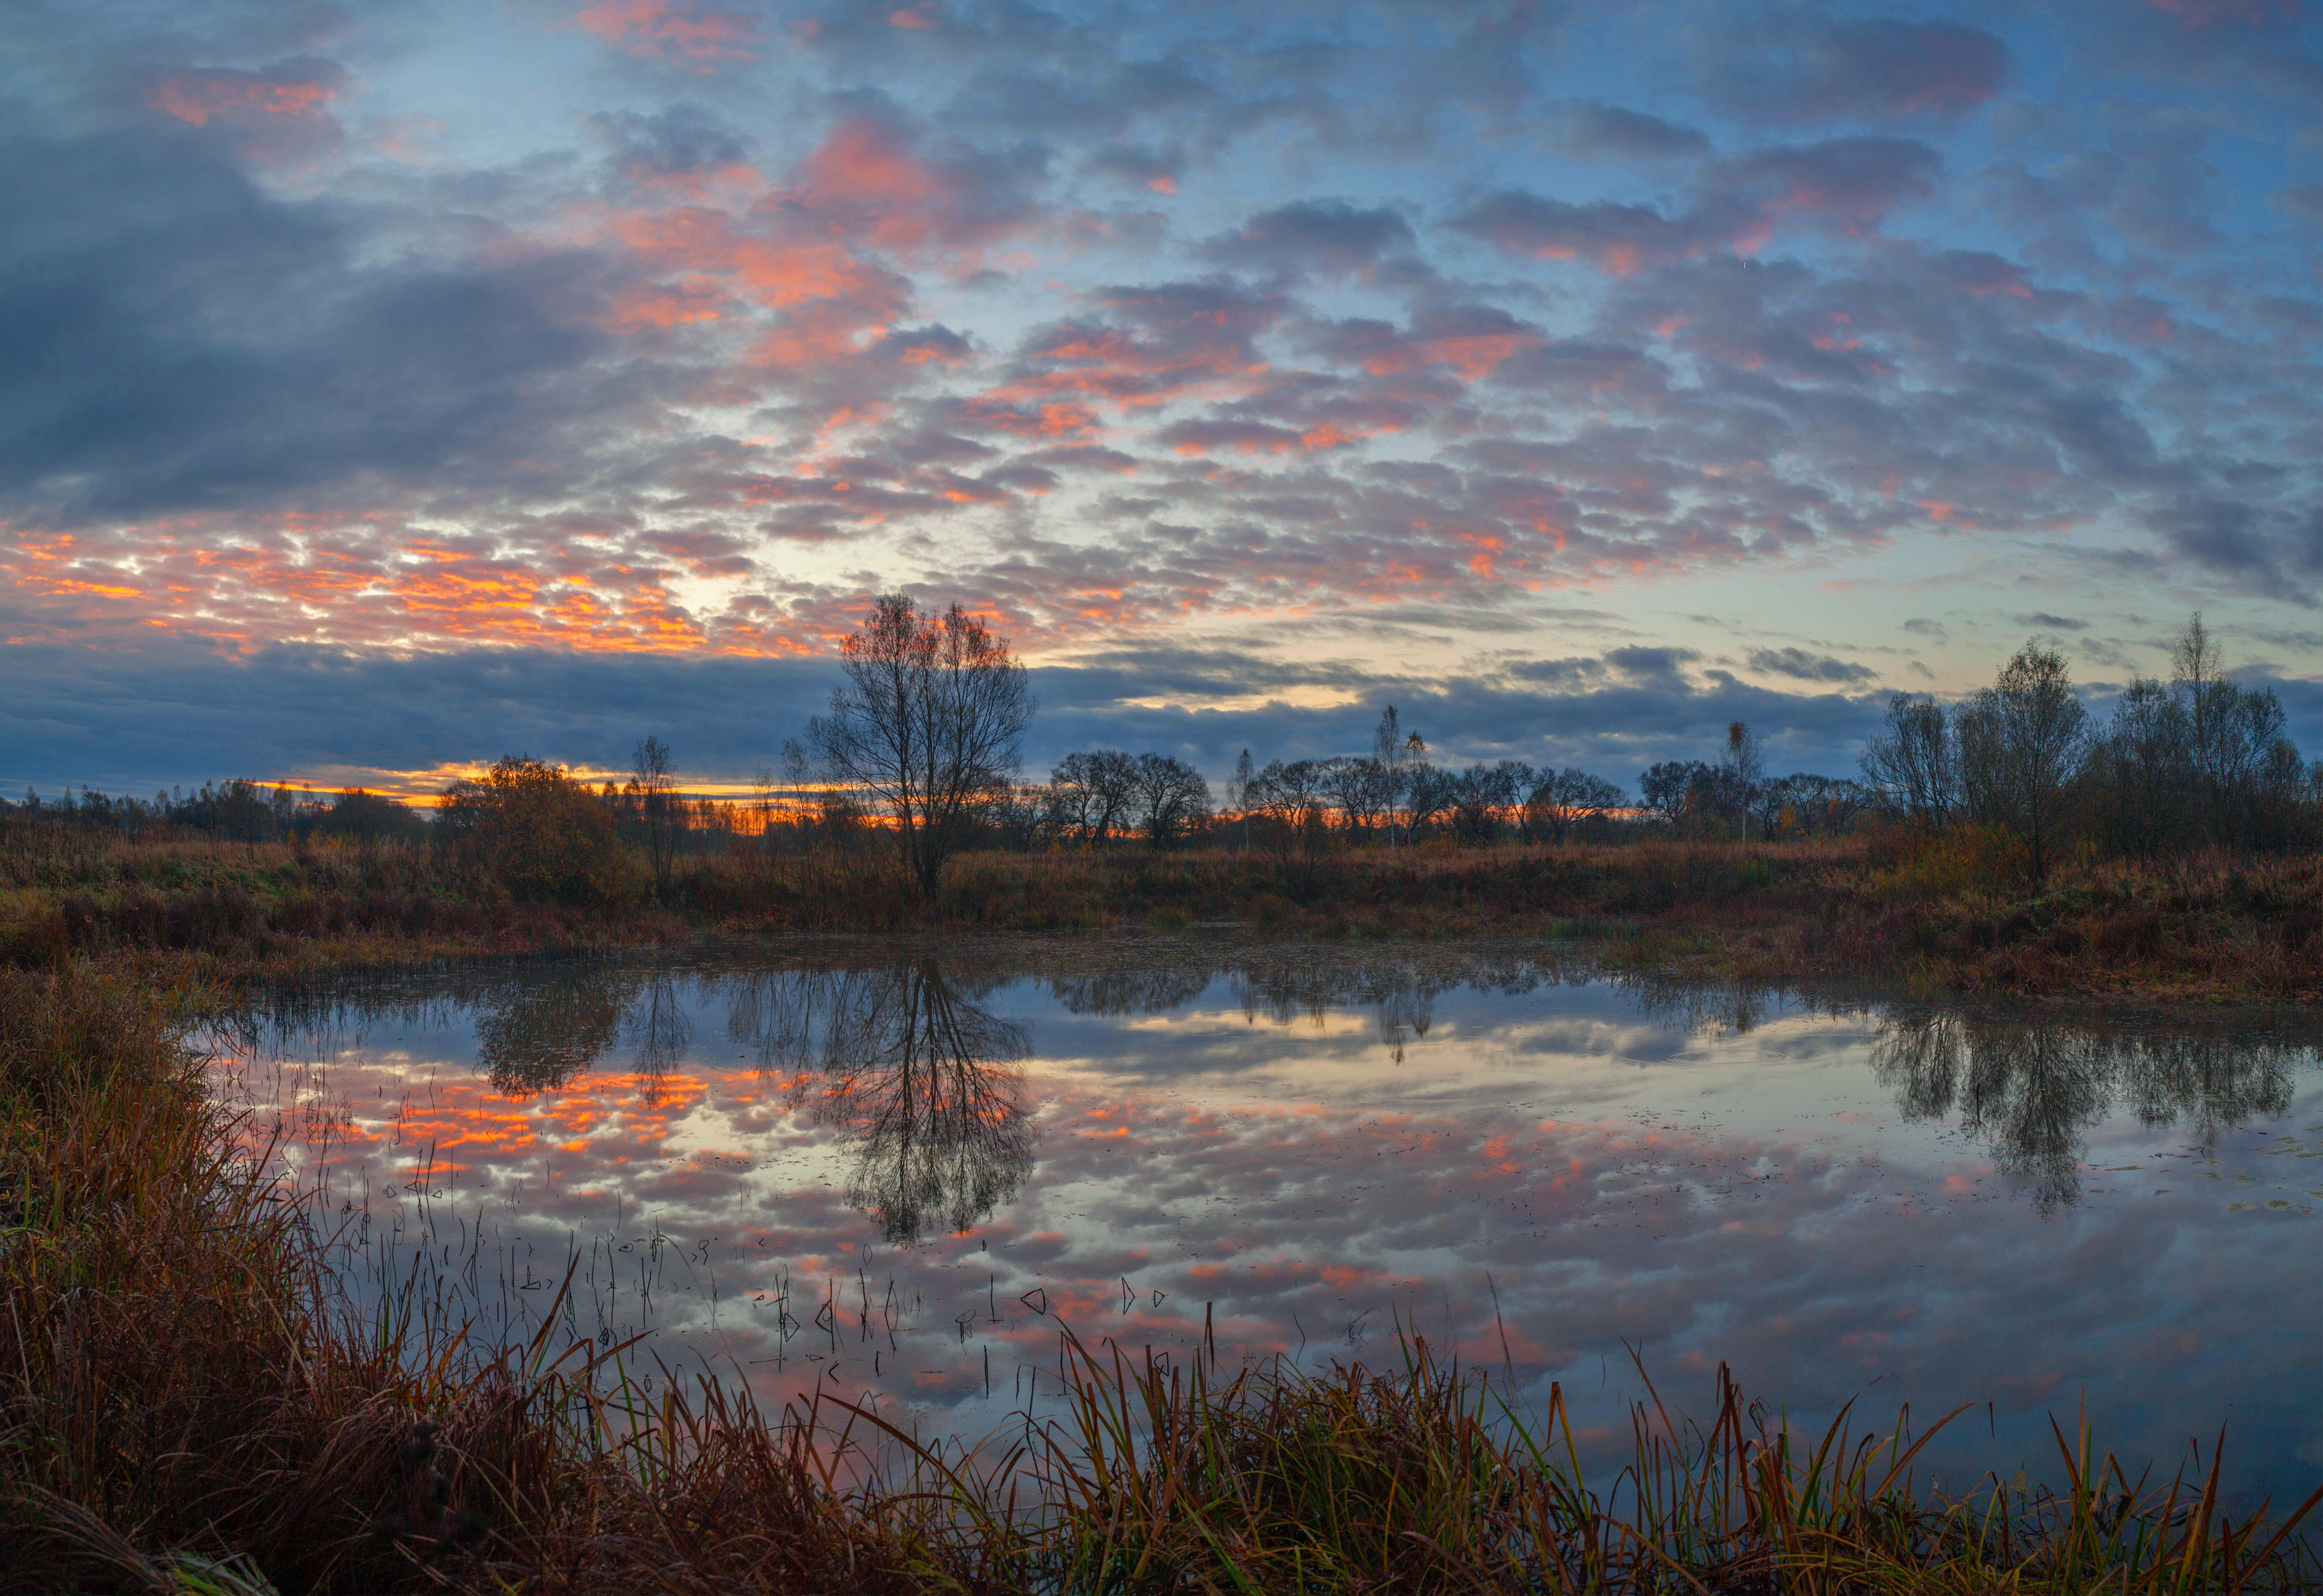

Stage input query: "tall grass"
[{"left": 4, "top": 965, "right": 2319, "bottom": 1591}]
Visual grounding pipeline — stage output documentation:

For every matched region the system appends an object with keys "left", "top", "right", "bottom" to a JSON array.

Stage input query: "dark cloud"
[
  {"left": 1548, "top": 102, "right": 1710, "bottom": 160},
  {"left": 1746, "top": 647, "right": 1877, "bottom": 684},
  {"left": 1604, "top": 646, "right": 1701, "bottom": 686},
  {"left": 1203, "top": 199, "right": 1416, "bottom": 277},
  {"left": 1702, "top": 15, "right": 2009, "bottom": 125},
  {"left": 1081, "top": 141, "right": 1187, "bottom": 190},
  {"left": 0, "top": 639, "right": 1894, "bottom": 798},
  {"left": 2014, "top": 613, "right": 2089, "bottom": 632},
  {"left": 1713, "top": 136, "right": 1943, "bottom": 230},
  {"left": 589, "top": 102, "right": 751, "bottom": 179},
  {"left": 1448, "top": 188, "right": 1735, "bottom": 271},
  {"left": 0, "top": 123, "right": 614, "bottom": 524},
  {"left": 2152, "top": 494, "right": 2273, "bottom": 574}
]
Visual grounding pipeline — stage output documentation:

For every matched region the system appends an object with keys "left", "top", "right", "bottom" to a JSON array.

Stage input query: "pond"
[{"left": 217, "top": 936, "right": 2323, "bottom": 1500}]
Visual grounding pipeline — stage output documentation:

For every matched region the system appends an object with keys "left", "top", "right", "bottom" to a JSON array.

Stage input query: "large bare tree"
[{"left": 788, "top": 596, "right": 1035, "bottom": 897}]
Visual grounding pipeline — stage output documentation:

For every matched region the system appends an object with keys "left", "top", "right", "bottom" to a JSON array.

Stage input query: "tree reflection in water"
[
  {"left": 724, "top": 959, "right": 1033, "bottom": 1244},
  {"left": 244, "top": 945, "right": 2318, "bottom": 1228},
  {"left": 624, "top": 970, "right": 694, "bottom": 1104},
  {"left": 1870, "top": 1008, "right": 2296, "bottom": 1211},
  {"left": 473, "top": 969, "right": 638, "bottom": 1096}
]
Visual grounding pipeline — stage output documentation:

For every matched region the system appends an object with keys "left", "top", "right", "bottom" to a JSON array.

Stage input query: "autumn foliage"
[{"left": 437, "top": 755, "right": 638, "bottom": 905}]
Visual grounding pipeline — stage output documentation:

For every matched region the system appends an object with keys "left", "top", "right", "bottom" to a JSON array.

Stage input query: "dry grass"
[{"left": 11, "top": 812, "right": 2323, "bottom": 1002}]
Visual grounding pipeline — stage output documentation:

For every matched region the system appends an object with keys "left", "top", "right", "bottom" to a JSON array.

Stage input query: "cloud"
[
  {"left": 589, "top": 102, "right": 752, "bottom": 182},
  {"left": 2014, "top": 613, "right": 2089, "bottom": 632},
  {"left": 2267, "top": 182, "right": 2323, "bottom": 226},
  {"left": 1203, "top": 200, "right": 1416, "bottom": 278},
  {"left": 1547, "top": 102, "right": 1711, "bottom": 161},
  {"left": 0, "top": 637, "right": 1907, "bottom": 797},
  {"left": 574, "top": 0, "right": 760, "bottom": 66},
  {"left": 0, "top": 125, "right": 613, "bottom": 526},
  {"left": 1746, "top": 647, "right": 1877, "bottom": 684},
  {"left": 1702, "top": 15, "right": 2010, "bottom": 125},
  {"left": 1714, "top": 137, "right": 1943, "bottom": 231},
  {"left": 1449, "top": 189, "right": 1737, "bottom": 274}
]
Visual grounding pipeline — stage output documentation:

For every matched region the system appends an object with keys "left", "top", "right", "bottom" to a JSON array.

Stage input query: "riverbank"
[
  {"left": 9, "top": 823, "right": 2323, "bottom": 1003},
  {"left": 5, "top": 964, "right": 2316, "bottom": 1593}
]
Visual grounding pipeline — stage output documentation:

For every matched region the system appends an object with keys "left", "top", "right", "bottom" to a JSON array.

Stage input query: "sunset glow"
[{"left": 6, "top": 0, "right": 2323, "bottom": 792}]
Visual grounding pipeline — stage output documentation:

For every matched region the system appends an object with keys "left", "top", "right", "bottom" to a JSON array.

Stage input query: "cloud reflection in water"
[{"left": 223, "top": 944, "right": 2323, "bottom": 1497}]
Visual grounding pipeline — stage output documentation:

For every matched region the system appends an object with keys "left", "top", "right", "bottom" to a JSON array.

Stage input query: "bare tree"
[
  {"left": 1045, "top": 753, "right": 1102, "bottom": 842},
  {"left": 1373, "top": 706, "right": 1420, "bottom": 845},
  {"left": 1860, "top": 694, "right": 1957, "bottom": 830},
  {"left": 1250, "top": 757, "right": 1332, "bottom": 861},
  {"left": 1452, "top": 761, "right": 1528, "bottom": 843},
  {"left": 1321, "top": 755, "right": 1390, "bottom": 841},
  {"left": 1227, "top": 747, "right": 1256, "bottom": 853},
  {"left": 1403, "top": 759, "right": 1459, "bottom": 839},
  {"left": 1132, "top": 753, "right": 1211, "bottom": 845},
  {"left": 1085, "top": 750, "right": 1140, "bottom": 841},
  {"left": 629, "top": 735, "right": 678, "bottom": 899},
  {"left": 1638, "top": 760, "right": 1712, "bottom": 831},
  {"left": 1959, "top": 640, "right": 2087, "bottom": 883},
  {"left": 1720, "top": 721, "right": 1765, "bottom": 841},
  {"left": 1526, "top": 768, "right": 1627, "bottom": 843},
  {"left": 788, "top": 595, "right": 1035, "bottom": 897}
]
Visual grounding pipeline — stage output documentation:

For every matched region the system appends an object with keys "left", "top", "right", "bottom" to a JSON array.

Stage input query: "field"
[{"left": 8, "top": 814, "right": 2323, "bottom": 1003}]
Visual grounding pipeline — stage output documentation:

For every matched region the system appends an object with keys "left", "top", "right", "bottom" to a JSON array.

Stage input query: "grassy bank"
[
  {"left": 10, "top": 815, "right": 2323, "bottom": 1002},
  {"left": 5, "top": 967, "right": 2318, "bottom": 1593}
]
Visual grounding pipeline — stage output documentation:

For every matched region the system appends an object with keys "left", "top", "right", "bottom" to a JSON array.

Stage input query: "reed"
[{"left": 3, "top": 965, "right": 2319, "bottom": 1592}]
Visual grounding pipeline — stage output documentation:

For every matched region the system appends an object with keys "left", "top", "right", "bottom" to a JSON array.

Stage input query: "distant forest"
[{"left": 7, "top": 615, "right": 2316, "bottom": 894}]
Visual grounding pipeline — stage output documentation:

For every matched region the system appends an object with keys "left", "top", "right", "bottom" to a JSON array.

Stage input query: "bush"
[{"left": 437, "top": 756, "right": 638, "bottom": 905}]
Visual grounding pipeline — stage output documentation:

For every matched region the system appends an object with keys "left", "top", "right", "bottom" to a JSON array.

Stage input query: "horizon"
[{"left": 8, "top": 0, "right": 2323, "bottom": 795}]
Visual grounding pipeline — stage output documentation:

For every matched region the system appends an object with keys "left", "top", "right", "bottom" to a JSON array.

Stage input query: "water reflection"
[
  {"left": 627, "top": 970, "right": 696, "bottom": 1094},
  {"left": 247, "top": 945, "right": 2323, "bottom": 1220},
  {"left": 1872, "top": 1009, "right": 2298, "bottom": 1211},
  {"left": 729, "top": 958, "right": 1033, "bottom": 1243},
  {"left": 477, "top": 968, "right": 633, "bottom": 1095},
  {"left": 222, "top": 941, "right": 2323, "bottom": 1502}
]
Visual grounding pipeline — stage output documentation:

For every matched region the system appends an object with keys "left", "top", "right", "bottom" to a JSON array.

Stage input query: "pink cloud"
[{"left": 574, "top": 0, "right": 759, "bottom": 66}]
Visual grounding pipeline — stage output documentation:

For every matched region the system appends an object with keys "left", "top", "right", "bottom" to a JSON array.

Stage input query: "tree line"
[
  {"left": 10, "top": 599, "right": 2315, "bottom": 903},
  {"left": 1858, "top": 616, "right": 2310, "bottom": 881}
]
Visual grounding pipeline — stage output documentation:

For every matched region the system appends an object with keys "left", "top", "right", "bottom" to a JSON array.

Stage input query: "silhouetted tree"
[
  {"left": 1321, "top": 754, "right": 1390, "bottom": 840},
  {"left": 1860, "top": 693, "right": 1956, "bottom": 829},
  {"left": 1250, "top": 757, "right": 1333, "bottom": 861},
  {"left": 1452, "top": 761, "right": 1527, "bottom": 843},
  {"left": 629, "top": 735, "right": 678, "bottom": 900},
  {"left": 1131, "top": 753, "right": 1211, "bottom": 846},
  {"left": 1047, "top": 749, "right": 1140, "bottom": 843},
  {"left": 789, "top": 596, "right": 1035, "bottom": 896},
  {"left": 1638, "top": 760, "right": 1714, "bottom": 830},
  {"left": 1525, "top": 768, "right": 1627, "bottom": 843},
  {"left": 1227, "top": 748, "right": 1256, "bottom": 852}
]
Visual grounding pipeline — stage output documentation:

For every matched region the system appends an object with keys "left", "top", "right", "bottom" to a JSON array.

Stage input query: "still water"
[{"left": 220, "top": 937, "right": 2323, "bottom": 1496}]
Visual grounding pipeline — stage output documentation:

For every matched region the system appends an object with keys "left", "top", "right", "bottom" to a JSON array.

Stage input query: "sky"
[{"left": 6, "top": 0, "right": 2323, "bottom": 799}]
